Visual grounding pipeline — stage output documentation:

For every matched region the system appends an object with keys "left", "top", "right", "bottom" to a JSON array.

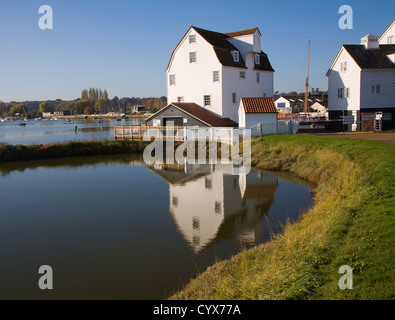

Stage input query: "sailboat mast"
[{"left": 305, "top": 37, "right": 310, "bottom": 116}]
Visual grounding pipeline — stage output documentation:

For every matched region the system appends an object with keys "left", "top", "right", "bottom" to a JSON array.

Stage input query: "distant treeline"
[{"left": 0, "top": 88, "right": 167, "bottom": 118}]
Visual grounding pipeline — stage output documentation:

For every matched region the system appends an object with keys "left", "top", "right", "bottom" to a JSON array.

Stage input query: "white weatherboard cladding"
[
  {"left": 167, "top": 29, "right": 223, "bottom": 117},
  {"left": 328, "top": 49, "right": 361, "bottom": 111},
  {"left": 222, "top": 58, "right": 273, "bottom": 121},
  {"left": 379, "top": 21, "right": 395, "bottom": 44},
  {"left": 169, "top": 171, "right": 225, "bottom": 253},
  {"left": 360, "top": 70, "right": 395, "bottom": 109},
  {"left": 245, "top": 113, "right": 277, "bottom": 129}
]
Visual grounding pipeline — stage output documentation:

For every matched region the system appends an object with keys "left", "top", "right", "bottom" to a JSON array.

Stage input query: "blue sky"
[{"left": 0, "top": 0, "right": 394, "bottom": 102}]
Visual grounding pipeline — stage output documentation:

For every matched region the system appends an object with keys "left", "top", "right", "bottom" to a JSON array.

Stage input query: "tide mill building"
[{"left": 159, "top": 25, "right": 275, "bottom": 126}]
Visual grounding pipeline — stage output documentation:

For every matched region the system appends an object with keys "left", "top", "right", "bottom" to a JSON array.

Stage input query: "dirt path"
[{"left": 299, "top": 128, "right": 395, "bottom": 145}]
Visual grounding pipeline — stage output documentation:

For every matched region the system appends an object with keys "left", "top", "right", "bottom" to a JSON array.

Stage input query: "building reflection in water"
[{"left": 146, "top": 163, "right": 278, "bottom": 254}]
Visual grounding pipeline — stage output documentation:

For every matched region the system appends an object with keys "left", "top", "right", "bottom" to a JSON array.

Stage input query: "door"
[{"left": 163, "top": 117, "right": 183, "bottom": 127}]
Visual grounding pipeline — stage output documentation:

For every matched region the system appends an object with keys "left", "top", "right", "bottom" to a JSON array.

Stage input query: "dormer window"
[
  {"left": 255, "top": 54, "right": 260, "bottom": 65},
  {"left": 189, "top": 34, "right": 196, "bottom": 44},
  {"left": 232, "top": 51, "right": 239, "bottom": 62}
]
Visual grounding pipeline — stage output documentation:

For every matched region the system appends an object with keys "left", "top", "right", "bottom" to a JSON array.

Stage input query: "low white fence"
[{"left": 114, "top": 121, "right": 299, "bottom": 143}]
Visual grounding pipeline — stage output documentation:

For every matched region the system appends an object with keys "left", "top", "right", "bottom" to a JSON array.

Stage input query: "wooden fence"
[{"left": 114, "top": 125, "right": 186, "bottom": 141}]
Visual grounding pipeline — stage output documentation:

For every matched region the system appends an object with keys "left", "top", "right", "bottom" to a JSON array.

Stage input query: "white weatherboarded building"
[
  {"left": 274, "top": 96, "right": 292, "bottom": 113},
  {"left": 238, "top": 97, "right": 277, "bottom": 129},
  {"left": 326, "top": 20, "right": 395, "bottom": 130},
  {"left": 166, "top": 26, "right": 274, "bottom": 123}
]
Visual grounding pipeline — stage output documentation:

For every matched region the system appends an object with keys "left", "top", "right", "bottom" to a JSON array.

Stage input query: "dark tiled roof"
[
  {"left": 172, "top": 103, "right": 238, "bottom": 127},
  {"left": 224, "top": 27, "right": 260, "bottom": 38},
  {"left": 254, "top": 51, "right": 275, "bottom": 72},
  {"left": 192, "top": 26, "right": 247, "bottom": 69},
  {"left": 343, "top": 45, "right": 395, "bottom": 69},
  {"left": 241, "top": 98, "right": 277, "bottom": 114}
]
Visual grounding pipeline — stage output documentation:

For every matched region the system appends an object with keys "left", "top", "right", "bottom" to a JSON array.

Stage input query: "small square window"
[
  {"left": 215, "top": 202, "right": 222, "bottom": 214},
  {"left": 213, "top": 71, "right": 220, "bottom": 82},
  {"left": 189, "top": 51, "right": 197, "bottom": 63},
  {"left": 189, "top": 34, "right": 196, "bottom": 44},
  {"left": 193, "top": 217, "right": 200, "bottom": 230},
  {"left": 233, "top": 51, "right": 239, "bottom": 62},
  {"left": 169, "top": 75, "right": 176, "bottom": 86},
  {"left": 240, "top": 71, "right": 246, "bottom": 80},
  {"left": 232, "top": 93, "right": 237, "bottom": 104},
  {"left": 255, "top": 54, "right": 260, "bottom": 65},
  {"left": 376, "top": 85, "right": 381, "bottom": 93},
  {"left": 204, "top": 95, "right": 211, "bottom": 107},
  {"left": 205, "top": 177, "right": 212, "bottom": 190},
  {"left": 177, "top": 97, "right": 184, "bottom": 103}
]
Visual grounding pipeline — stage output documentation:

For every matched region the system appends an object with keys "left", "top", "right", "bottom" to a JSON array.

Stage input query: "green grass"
[
  {"left": 171, "top": 134, "right": 395, "bottom": 300},
  {"left": 0, "top": 140, "right": 150, "bottom": 162}
]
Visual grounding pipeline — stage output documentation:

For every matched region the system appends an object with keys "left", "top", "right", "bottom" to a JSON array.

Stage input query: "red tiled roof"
[
  {"left": 172, "top": 103, "right": 238, "bottom": 127},
  {"left": 243, "top": 185, "right": 278, "bottom": 199},
  {"left": 241, "top": 97, "right": 277, "bottom": 114}
]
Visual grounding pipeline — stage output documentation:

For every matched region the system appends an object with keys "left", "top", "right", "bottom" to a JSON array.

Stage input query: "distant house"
[
  {"left": 166, "top": 25, "right": 274, "bottom": 123},
  {"left": 53, "top": 111, "right": 65, "bottom": 117},
  {"left": 131, "top": 105, "right": 145, "bottom": 114},
  {"left": 326, "top": 20, "right": 395, "bottom": 130},
  {"left": 42, "top": 112, "right": 52, "bottom": 118},
  {"left": 310, "top": 101, "right": 328, "bottom": 113},
  {"left": 145, "top": 103, "right": 237, "bottom": 127},
  {"left": 274, "top": 97, "right": 292, "bottom": 113},
  {"left": 238, "top": 97, "right": 278, "bottom": 128}
]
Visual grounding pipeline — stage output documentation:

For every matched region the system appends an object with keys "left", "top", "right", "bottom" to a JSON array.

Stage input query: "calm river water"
[
  {"left": 0, "top": 118, "right": 141, "bottom": 145},
  {"left": 0, "top": 154, "right": 313, "bottom": 299}
]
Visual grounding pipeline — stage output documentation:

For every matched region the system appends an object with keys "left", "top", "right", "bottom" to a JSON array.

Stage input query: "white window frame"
[
  {"left": 233, "top": 51, "right": 239, "bottom": 62},
  {"left": 204, "top": 95, "right": 211, "bottom": 107},
  {"left": 255, "top": 54, "right": 260, "bottom": 65},
  {"left": 213, "top": 71, "right": 220, "bottom": 83},
  {"left": 388, "top": 36, "right": 394, "bottom": 44},
  {"left": 338, "top": 88, "right": 344, "bottom": 99},
  {"left": 169, "top": 74, "right": 176, "bottom": 86},
  {"left": 189, "top": 34, "right": 196, "bottom": 44},
  {"left": 189, "top": 51, "right": 197, "bottom": 64},
  {"left": 240, "top": 71, "right": 246, "bottom": 80}
]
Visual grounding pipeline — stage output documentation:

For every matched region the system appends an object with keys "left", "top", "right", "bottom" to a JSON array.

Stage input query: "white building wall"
[
  {"left": 379, "top": 21, "right": 395, "bottom": 44},
  {"left": 245, "top": 113, "right": 277, "bottom": 129},
  {"left": 222, "top": 54, "right": 273, "bottom": 122},
  {"left": 360, "top": 70, "right": 395, "bottom": 109},
  {"left": 169, "top": 171, "right": 225, "bottom": 253},
  {"left": 167, "top": 29, "right": 223, "bottom": 117},
  {"left": 328, "top": 48, "right": 361, "bottom": 111}
]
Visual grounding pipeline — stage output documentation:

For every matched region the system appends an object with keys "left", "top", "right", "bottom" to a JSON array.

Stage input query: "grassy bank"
[
  {"left": 171, "top": 135, "right": 394, "bottom": 300},
  {"left": 0, "top": 140, "right": 150, "bottom": 162}
]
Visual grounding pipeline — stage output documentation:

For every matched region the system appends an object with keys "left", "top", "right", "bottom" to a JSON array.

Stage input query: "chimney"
[{"left": 361, "top": 34, "right": 380, "bottom": 50}]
